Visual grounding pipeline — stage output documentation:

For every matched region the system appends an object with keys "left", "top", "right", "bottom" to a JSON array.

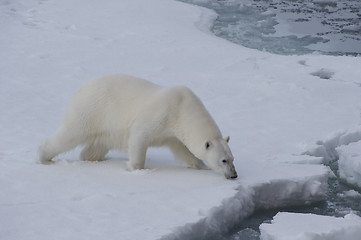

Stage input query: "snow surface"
[
  {"left": 260, "top": 212, "right": 361, "bottom": 240},
  {"left": 1, "top": 0, "right": 361, "bottom": 239}
]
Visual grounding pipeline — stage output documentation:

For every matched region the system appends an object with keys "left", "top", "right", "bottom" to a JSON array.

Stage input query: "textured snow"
[{"left": 1, "top": 0, "right": 361, "bottom": 239}]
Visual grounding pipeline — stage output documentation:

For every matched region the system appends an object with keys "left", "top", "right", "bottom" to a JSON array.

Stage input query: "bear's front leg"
[
  {"left": 168, "top": 138, "right": 210, "bottom": 170},
  {"left": 189, "top": 158, "right": 210, "bottom": 170},
  {"left": 126, "top": 136, "right": 147, "bottom": 171}
]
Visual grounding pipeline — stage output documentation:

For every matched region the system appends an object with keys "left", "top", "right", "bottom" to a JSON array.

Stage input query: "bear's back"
[
  {"left": 84, "top": 74, "right": 160, "bottom": 97},
  {"left": 71, "top": 74, "right": 160, "bottom": 107},
  {"left": 64, "top": 75, "right": 162, "bottom": 132}
]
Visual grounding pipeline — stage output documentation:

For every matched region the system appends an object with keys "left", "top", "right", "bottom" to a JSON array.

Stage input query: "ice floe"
[{"left": 260, "top": 212, "right": 361, "bottom": 240}]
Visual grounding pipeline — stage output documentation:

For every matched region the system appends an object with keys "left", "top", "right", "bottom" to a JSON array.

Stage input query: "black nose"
[{"left": 226, "top": 174, "right": 238, "bottom": 179}]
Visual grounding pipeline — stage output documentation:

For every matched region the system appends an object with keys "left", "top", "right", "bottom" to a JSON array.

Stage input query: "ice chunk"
[
  {"left": 312, "top": 0, "right": 336, "bottom": 3},
  {"left": 338, "top": 190, "right": 361, "bottom": 198},
  {"left": 260, "top": 212, "right": 361, "bottom": 240},
  {"left": 261, "top": 10, "right": 276, "bottom": 17},
  {"left": 337, "top": 141, "right": 361, "bottom": 189},
  {"left": 312, "top": 0, "right": 337, "bottom": 7},
  {"left": 310, "top": 68, "right": 334, "bottom": 79},
  {"left": 342, "top": 25, "right": 361, "bottom": 34}
]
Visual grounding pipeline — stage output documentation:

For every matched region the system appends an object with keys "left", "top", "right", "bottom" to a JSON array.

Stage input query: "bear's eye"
[
  {"left": 205, "top": 141, "right": 211, "bottom": 149},
  {"left": 222, "top": 159, "right": 227, "bottom": 164}
]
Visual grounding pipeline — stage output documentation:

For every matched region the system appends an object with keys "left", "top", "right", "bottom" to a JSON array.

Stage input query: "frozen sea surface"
[{"left": 181, "top": 0, "right": 361, "bottom": 56}]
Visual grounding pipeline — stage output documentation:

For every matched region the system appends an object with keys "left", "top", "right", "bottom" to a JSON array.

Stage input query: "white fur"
[{"left": 38, "top": 75, "right": 237, "bottom": 179}]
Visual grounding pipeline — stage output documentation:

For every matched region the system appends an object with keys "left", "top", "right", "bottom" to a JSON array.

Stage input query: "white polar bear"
[{"left": 38, "top": 74, "right": 237, "bottom": 179}]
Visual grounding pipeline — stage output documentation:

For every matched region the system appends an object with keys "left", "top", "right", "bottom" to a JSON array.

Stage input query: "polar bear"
[{"left": 38, "top": 75, "right": 237, "bottom": 179}]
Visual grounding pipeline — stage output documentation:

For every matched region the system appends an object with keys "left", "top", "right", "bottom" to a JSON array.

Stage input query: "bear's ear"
[
  {"left": 205, "top": 141, "right": 211, "bottom": 150},
  {"left": 225, "top": 136, "right": 230, "bottom": 143}
]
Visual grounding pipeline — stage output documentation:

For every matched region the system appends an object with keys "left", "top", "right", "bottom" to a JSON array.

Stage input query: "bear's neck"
[{"left": 174, "top": 92, "right": 222, "bottom": 158}]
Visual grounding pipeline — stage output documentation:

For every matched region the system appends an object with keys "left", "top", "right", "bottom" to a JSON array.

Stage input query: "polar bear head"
[{"left": 203, "top": 136, "right": 237, "bottom": 179}]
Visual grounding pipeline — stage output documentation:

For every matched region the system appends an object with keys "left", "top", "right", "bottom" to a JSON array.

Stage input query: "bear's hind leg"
[
  {"left": 81, "top": 144, "right": 108, "bottom": 162},
  {"left": 168, "top": 139, "right": 209, "bottom": 170},
  {"left": 37, "top": 127, "right": 82, "bottom": 164}
]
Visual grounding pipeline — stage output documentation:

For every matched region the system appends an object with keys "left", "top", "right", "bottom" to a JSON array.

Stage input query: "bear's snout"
[{"left": 225, "top": 169, "right": 238, "bottom": 179}]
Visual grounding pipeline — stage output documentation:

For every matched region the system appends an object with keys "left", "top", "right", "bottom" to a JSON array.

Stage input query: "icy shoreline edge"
[{"left": 161, "top": 165, "right": 329, "bottom": 239}]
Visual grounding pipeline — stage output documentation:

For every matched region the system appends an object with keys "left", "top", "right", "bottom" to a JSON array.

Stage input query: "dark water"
[{"left": 180, "top": 0, "right": 361, "bottom": 56}]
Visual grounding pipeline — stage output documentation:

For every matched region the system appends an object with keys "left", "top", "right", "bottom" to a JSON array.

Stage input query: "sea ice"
[{"left": 1, "top": 0, "right": 361, "bottom": 239}]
